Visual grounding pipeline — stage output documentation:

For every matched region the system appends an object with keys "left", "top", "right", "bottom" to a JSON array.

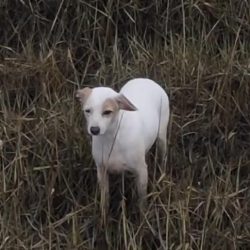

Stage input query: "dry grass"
[{"left": 1, "top": 0, "right": 250, "bottom": 249}]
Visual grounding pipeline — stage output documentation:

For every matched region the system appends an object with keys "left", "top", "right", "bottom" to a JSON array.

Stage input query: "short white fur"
[{"left": 76, "top": 78, "right": 170, "bottom": 211}]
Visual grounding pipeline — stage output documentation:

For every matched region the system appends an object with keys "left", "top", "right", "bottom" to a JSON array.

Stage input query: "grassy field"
[{"left": 1, "top": 0, "right": 250, "bottom": 249}]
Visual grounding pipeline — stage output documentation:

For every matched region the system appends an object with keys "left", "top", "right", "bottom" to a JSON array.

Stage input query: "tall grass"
[{"left": 0, "top": 0, "right": 250, "bottom": 249}]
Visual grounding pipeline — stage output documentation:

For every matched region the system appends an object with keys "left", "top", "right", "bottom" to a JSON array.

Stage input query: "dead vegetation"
[{"left": 0, "top": 0, "right": 250, "bottom": 249}]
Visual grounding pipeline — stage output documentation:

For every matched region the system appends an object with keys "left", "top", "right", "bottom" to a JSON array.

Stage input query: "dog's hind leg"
[
  {"left": 158, "top": 136, "right": 166, "bottom": 160},
  {"left": 157, "top": 132, "right": 167, "bottom": 167},
  {"left": 135, "top": 160, "right": 148, "bottom": 211},
  {"left": 157, "top": 99, "right": 169, "bottom": 167}
]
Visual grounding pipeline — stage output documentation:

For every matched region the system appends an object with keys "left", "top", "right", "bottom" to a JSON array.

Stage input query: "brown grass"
[{"left": 1, "top": 0, "right": 250, "bottom": 249}]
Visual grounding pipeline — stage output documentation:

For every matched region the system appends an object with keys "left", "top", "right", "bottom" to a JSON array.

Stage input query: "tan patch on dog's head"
[
  {"left": 76, "top": 87, "right": 92, "bottom": 105},
  {"left": 101, "top": 95, "right": 137, "bottom": 116},
  {"left": 102, "top": 98, "right": 119, "bottom": 114},
  {"left": 115, "top": 94, "right": 137, "bottom": 111}
]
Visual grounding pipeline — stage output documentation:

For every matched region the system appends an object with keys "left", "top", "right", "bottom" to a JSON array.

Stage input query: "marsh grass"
[{"left": 1, "top": 0, "right": 250, "bottom": 249}]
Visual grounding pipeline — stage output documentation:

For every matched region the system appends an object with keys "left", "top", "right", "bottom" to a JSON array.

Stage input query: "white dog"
[{"left": 76, "top": 78, "right": 170, "bottom": 211}]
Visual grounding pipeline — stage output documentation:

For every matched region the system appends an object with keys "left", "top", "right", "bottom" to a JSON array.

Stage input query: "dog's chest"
[{"left": 92, "top": 138, "right": 129, "bottom": 173}]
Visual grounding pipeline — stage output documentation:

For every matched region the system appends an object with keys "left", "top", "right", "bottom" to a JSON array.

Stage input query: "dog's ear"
[
  {"left": 115, "top": 94, "right": 137, "bottom": 111},
  {"left": 76, "top": 87, "right": 92, "bottom": 104}
]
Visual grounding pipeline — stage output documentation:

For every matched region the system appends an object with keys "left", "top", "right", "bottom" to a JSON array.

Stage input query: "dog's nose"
[{"left": 90, "top": 126, "right": 100, "bottom": 135}]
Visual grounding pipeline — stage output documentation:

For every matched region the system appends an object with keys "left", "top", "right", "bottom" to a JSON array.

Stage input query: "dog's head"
[{"left": 76, "top": 87, "right": 137, "bottom": 136}]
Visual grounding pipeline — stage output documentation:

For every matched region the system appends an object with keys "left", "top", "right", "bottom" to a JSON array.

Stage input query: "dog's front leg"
[{"left": 97, "top": 166, "right": 109, "bottom": 224}]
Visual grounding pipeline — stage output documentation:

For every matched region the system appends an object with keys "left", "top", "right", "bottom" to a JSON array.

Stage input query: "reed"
[{"left": 0, "top": 1, "right": 249, "bottom": 249}]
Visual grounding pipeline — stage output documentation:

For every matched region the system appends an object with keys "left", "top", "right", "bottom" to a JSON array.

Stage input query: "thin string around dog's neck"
[{"left": 107, "top": 111, "right": 124, "bottom": 160}]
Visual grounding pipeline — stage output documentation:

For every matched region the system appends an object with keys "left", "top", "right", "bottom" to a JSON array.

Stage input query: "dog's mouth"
[{"left": 91, "top": 133, "right": 100, "bottom": 136}]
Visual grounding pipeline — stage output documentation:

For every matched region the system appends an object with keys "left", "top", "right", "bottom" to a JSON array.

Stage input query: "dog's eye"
[
  {"left": 85, "top": 109, "right": 91, "bottom": 114},
  {"left": 102, "top": 110, "right": 112, "bottom": 116}
]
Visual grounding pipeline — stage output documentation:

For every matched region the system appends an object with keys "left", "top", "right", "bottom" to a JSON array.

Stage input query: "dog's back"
[
  {"left": 120, "top": 78, "right": 170, "bottom": 152},
  {"left": 120, "top": 78, "right": 168, "bottom": 109}
]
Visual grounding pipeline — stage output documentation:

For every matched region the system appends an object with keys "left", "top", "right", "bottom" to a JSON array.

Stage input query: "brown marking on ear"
[
  {"left": 76, "top": 87, "right": 92, "bottom": 104},
  {"left": 115, "top": 94, "right": 137, "bottom": 111},
  {"left": 102, "top": 98, "right": 119, "bottom": 113}
]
